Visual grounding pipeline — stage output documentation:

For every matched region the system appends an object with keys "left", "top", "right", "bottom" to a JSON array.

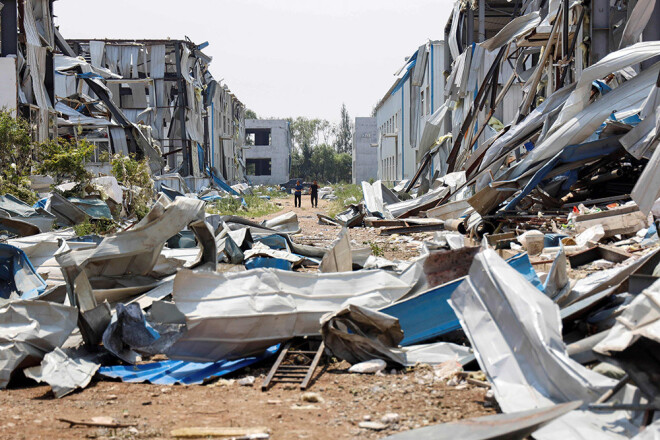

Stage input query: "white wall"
[
  {"left": 0, "top": 58, "right": 17, "bottom": 116},
  {"left": 375, "top": 41, "right": 447, "bottom": 183},
  {"left": 352, "top": 117, "right": 378, "bottom": 184},
  {"left": 244, "top": 119, "right": 291, "bottom": 185}
]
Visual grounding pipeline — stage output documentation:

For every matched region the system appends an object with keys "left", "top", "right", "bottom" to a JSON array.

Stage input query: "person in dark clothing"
[
  {"left": 310, "top": 180, "right": 319, "bottom": 208},
  {"left": 294, "top": 180, "right": 302, "bottom": 207}
]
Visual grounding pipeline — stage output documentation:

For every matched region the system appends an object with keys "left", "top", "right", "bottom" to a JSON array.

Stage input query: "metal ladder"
[{"left": 261, "top": 339, "right": 325, "bottom": 391}]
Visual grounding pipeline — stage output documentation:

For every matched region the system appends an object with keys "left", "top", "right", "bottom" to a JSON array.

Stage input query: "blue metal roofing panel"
[
  {"left": 381, "top": 253, "right": 543, "bottom": 346},
  {"left": 245, "top": 257, "right": 292, "bottom": 271},
  {"left": 98, "top": 344, "right": 280, "bottom": 385}
]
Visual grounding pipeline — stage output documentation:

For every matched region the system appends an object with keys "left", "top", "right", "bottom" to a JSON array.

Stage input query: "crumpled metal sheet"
[
  {"left": 552, "top": 42, "right": 660, "bottom": 131},
  {"left": 630, "top": 420, "right": 660, "bottom": 440},
  {"left": 450, "top": 249, "right": 615, "bottom": 411},
  {"left": 382, "top": 401, "right": 582, "bottom": 440},
  {"left": 0, "top": 194, "right": 56, "bottom": 233},
  {"left": 99, "top": 344, "right": 279, "bottom": 385},
  {"left": 595, "top": 278, "right": 660, "bottom": 354},
  {"left": 449, "top": 249, "right": 641, "bottom": 440},
  {"left": 319, "top": 228, "right": 352, "bottom": 273},
  {"left": 321, "top": 304, "right": 407, "bottom": 366},
  {"left": 320, "top": 303, "right": 473, "bottom": 367},
  {"left": 0, "top": 243, "right": 48, "bottom": 299},
  {"left": 168, "top": 261, "right": 425, "bottom": 362},
  {"left": 0, "top": 300, "right": 77, "bottom": 388},
  {"left": 480, "top": 11, "right": 540, "bottom": 52},
  {"left": 55, "top": 195, "right": 211, "bottom": 307},
  {"left": 632, "top": 133, "right": 660, "bottom": 214},
  {"left": 511, "top": 61, "right": 660, "bottom": 178},
  {"left": 23, "top": 347, "right": 99, "bottom": 398},
  {"left": 261, "top": 211, "right": 300, "bottom": 235},
  {"left": 362, "top": 180, "right": 398, "bottom": 219}
]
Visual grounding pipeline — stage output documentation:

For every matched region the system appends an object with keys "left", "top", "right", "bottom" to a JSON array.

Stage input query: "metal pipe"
[{"left": 445, "top": 219, "right": 468, "bottom": 235}]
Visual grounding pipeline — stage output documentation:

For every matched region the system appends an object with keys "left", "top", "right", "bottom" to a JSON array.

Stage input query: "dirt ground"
[
  {"left": 0, "top": 194, "right": 493, "bottom": 440},
  {"left": 253, "top": 194, "right": 436, "bottom": 262}
]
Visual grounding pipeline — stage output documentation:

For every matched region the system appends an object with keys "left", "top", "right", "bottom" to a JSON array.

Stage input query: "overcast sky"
[{"left": 55, "top": 0, "right": 453, "bottom": 123}]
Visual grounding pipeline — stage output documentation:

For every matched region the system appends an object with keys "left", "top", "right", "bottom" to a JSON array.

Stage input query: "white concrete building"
[
  {"left": 374, "top": 40, "right": 447, "bottom": 183},
  {"left": 352, "top": 117, "right": 378, "bottom": 184},
  {"left": 244, "top": 119, "right": 292, "bottom": 185}
]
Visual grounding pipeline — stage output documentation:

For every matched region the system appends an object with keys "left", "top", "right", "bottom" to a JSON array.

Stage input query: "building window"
[
  {"left": 246, "top": 158, "right": 272, "bottom": 176},
  {"left": 245, "top": 128, "right": 271, "bottom": 146}
]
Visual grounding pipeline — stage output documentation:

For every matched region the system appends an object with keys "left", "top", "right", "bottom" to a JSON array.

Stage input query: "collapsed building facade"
[
  {"left": 0, "top": 0, "right": 247, "bottom": 185},
  {"left": 374, "top": 0, "right": 660, "bottom": 213}
]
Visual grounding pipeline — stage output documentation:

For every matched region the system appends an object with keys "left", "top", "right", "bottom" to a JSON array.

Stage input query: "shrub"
[{"left": 110, "top": 154, "right": 154, "bottom": 219}]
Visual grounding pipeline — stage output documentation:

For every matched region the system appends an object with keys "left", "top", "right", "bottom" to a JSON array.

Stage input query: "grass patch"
[
  {"left": 206, "top": 194, "right": 282, "bottom": 218},
  {"left": 327, "top": 184, "right": 364, "bottom": 218},
  {"left": 251, "top": 186, "right": 288, "bottom": 199}
]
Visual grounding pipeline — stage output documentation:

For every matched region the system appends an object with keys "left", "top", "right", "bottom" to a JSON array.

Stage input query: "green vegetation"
[
  {"left": 0, "top": 112, "right": 38, "bottom": 204},
  {"left": 251, "top": 186, "right": 288, "bottom": 199},
  {"left": 284, "top": 104, "right": 354, "bottom": 183},
  {"left": 73, "top": 218, "right": 117, "bottom": 236},
  {"left": 327, "top": 183, "right": 364, "bottom": 217},
  {"left": 110, "top": 154, "right": 153, "bottom": 219},
  {"left": 37, "top": 138, "right": 95, "bottom": 196},
  {"left": 206, "top": 194, "right": 281, "bottom": 218},
  {"left": 365, "top": 241, "right": 385, "bottom": 257}
]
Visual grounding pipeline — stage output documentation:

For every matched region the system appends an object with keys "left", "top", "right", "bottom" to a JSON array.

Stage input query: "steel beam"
[{"left": 590, "top": 0, "right": 610, "bottom": 64}]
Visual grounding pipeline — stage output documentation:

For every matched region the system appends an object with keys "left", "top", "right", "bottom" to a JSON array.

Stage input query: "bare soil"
[
  {"left": 254, "top": 194, "right": 436, "bottom": 262},
  {"left": 0, "top": 194, "right": 493, "bottom": 440}
]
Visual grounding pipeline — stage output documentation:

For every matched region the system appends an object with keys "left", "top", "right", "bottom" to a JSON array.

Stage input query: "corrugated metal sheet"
[{"left": 98, "top": 344, "right": 279, "bottom": 385}]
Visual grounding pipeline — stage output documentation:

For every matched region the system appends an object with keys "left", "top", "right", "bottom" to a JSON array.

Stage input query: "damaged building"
[
  {"left": 0, "top": 0, "right": 248, "bottom": 185},
  {"left": 243, "top": 119, "right": 292, "bottom": 185},
  {"left": 374, "top": 40, "right": 447, "bottom": 183},
  {"left": 64, "top": 39, "right": 247, "bottom": 186}
]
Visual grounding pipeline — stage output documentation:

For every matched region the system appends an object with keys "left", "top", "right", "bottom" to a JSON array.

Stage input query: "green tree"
[
  {"left": 245, "top": 108, "right": 258, "bottom": 120},
  {"left": 0, "top": 112, "right": 37, "bottom": 203},
  {"left": 334, "top": 103, "right": 353, "bottom": 154}
]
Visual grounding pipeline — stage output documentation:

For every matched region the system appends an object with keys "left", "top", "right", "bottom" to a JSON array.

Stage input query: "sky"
[{"left": 55, "top": 0, "right": 453, "bottom": 123}]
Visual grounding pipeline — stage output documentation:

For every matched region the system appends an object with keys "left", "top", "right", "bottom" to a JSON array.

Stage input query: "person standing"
[
  {"left": 310, "top": 180, "right": 319, "bottom": 208},
  {"left": 294, "top": 180, "right": 302, "bottom": 207}
]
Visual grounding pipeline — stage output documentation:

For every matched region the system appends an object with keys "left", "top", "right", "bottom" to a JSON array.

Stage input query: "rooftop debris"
[{"left": 1, "top": 0, "right": 660, "bottom": 438}]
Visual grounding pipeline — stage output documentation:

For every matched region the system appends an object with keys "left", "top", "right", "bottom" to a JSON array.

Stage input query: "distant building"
[
  {"left": 352, "top": 117, "right": 378, "bottom": 184},
  {"left": 244, "top": 119, "right": 292, "bottom": 185},
  {"left": 374, "top": 40, "right": 447, "bottom": 183},
  {"left": 66, "top": 39, "right": 246, "bottom": 183}
]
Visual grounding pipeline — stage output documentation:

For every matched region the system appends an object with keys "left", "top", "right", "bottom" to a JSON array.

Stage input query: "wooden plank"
[
  {"left": 364, "top": 219, "right": 408, "bottom": 227},
  {"left": 379, "top": 223, "right": 445, "bottom": 235},
  {"left": 261, "top": 342, "right": 290, "bottom": 391},
  {"left": 300, "top": 342, "right": 325, "bottom": 390},
  {"left": 170, "top": 427, "right": 269, "bottom": 438}
]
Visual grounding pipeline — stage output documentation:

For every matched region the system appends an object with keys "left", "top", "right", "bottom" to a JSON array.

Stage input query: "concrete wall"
[
  {"left": 244, "top": 119, "right": 291, "bottom": 185},
  {"left": 352, "top": 117, "right": 378, "bottom": 184},
  {"left": 0, "top": 57, "right": 17, "bottom": 116}
]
